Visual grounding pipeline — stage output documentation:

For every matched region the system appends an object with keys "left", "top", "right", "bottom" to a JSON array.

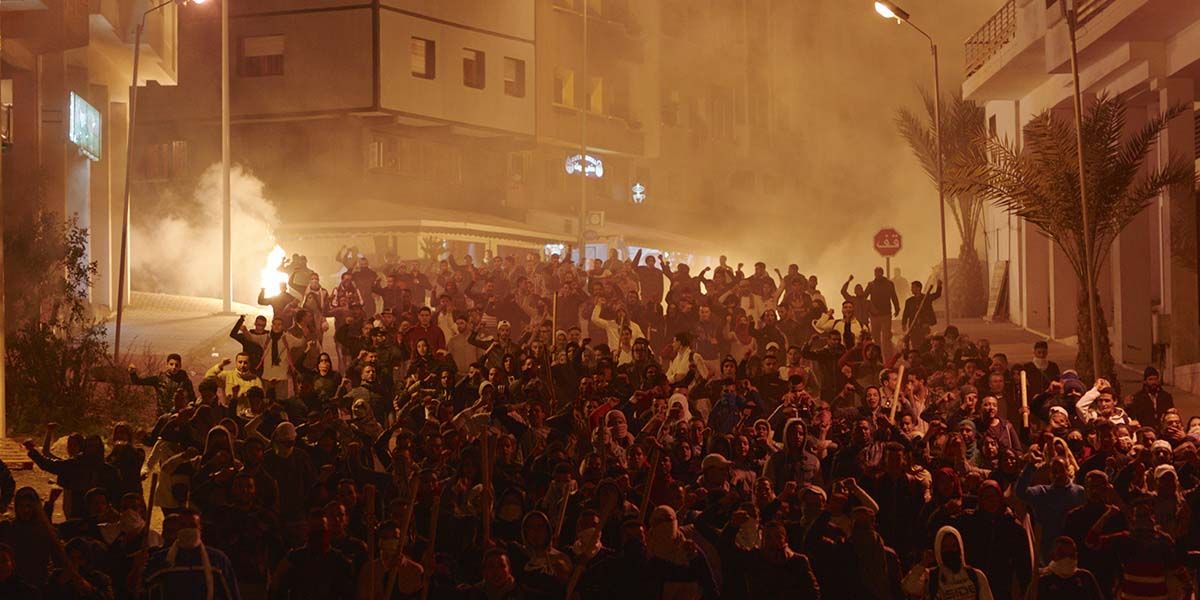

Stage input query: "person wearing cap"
[
  {"left": 1047, "top": 406, "right": 1073, "bottom": 437},
  {"left": 1129, "top": 367, "right": 1174, "bottom": 429}
]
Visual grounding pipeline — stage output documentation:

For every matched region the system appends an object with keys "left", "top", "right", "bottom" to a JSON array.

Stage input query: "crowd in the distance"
[{"left": 0, "top": 246, "right": 1193, "bottom": 600}]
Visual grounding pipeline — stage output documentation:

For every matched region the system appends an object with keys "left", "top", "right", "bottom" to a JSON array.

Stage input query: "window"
[
  {"left": 662, "top": 89, "right": 682, "bottom": 126},
  {"left": 239, "top": 35, "right": 284, "bottom": 77},
  {"left": 411, "top": 37, "right": 436, "bottom": 79},
  {"left": 503, "top": 57, "right": 526, "bottom": 98},
  {"left": 462, "top": 48, "right": 485, "bottom": 89},
  {"left": 589, "top": 76, "right": 604, "bottom": 113},
  {"left": 142, "top": 140, "right": 188, "bottom": 180},
  {"left": 553, "top": 67, "right": 575, "bottom": 107},
  {"left": 367, "top": 133, "right": 461, "bottom": 183}
]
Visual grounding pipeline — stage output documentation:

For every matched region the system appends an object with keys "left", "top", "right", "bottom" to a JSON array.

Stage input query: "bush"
[{"left": 3, "top": 211, "right": 130, "bottom": 434}]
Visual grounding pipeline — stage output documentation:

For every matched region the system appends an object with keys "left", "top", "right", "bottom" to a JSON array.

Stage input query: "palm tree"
[
  {"left": 976, "top": 93, "right": 1193, "bottom": 380},
  {"left": 896, "top": 91, "right": 990, "bottom": 317}
]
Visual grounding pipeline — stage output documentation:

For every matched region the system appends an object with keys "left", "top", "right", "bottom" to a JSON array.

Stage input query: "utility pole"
[
  {"left": 221, "top": 0, "right": 233, "bottom": 312},
  {"left": 1062, "top": 0, "right": 1102, "bottom": 380},
  {"left": 576, "top": 2, "right": 589, "bottom": 269}
]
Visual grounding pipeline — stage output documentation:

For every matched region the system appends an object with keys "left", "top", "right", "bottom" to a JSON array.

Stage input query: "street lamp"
[
  {"left": 115, "top": 0, "right": 206, "bottom": 362},
  {"left": 874, "top": 0, "right": 952, "bottom": 325}
]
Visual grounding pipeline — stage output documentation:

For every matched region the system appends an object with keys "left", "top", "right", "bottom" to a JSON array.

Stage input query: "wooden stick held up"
[
  {"left": 889, "top": 365, "right": 906, "bottom": 422},
  {"left": 1020, "top": 370, "right": 1030, "bottom": 428}
]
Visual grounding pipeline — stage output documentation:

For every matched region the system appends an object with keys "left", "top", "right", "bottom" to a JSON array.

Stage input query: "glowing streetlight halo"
[{"left": 874, "top": 1, "right": 910, "bottom": 23}]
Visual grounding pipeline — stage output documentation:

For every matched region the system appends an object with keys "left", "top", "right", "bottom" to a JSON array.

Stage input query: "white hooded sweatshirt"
[{"left": 901, "top": 526, "right": 994, "bottom": 600}]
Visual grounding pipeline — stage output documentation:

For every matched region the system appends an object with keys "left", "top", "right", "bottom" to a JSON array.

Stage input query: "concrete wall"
[
  {"left": 232, "top": 8, "right": 375, "bottom": 116},
  {"left": 379, "top": 9, "right": 535, "bottom": 135}
]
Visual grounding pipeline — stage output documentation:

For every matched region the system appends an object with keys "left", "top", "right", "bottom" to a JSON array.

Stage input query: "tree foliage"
[
  {"left": 974, "top": 93, "right": 1195, "bottom": 380},
  {"left": 4, "top": 211, "right": 111, "bottom": 433},
  {"left": 896, "top": 90, "right": 990, "bottom": 316}
]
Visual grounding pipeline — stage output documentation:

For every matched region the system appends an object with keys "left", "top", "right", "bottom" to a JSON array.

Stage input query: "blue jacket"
[{"left": 144, "top": 544, "right": 241, "bottom": 600}]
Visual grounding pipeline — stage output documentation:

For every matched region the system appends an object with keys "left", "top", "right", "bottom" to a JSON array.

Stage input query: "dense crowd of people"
[{"left": 0, "top": 247, "right": 1193, "bottom": 599}]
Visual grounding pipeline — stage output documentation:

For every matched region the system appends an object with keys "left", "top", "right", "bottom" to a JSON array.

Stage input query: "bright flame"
[
  {"left": 259, "top": 245, "right": 289, "bottom": 293},
  {"left": 874, "top": 1, "right": 897, "bottom": 19}
]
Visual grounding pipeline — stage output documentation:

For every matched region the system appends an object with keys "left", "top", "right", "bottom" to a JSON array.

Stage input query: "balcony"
[
  {"left": 965, "top": 0, "right": 1016, "bottom": 78},
  {"left": 962, "top": 0, "right": 1053, "bottom": 101}
]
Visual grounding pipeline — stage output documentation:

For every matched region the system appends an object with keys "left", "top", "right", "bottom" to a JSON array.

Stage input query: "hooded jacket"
[
  {"left": 901, "top": 526, "right": 995, "bottom": 599},
  {"left": 762, "top": 419, "right": 821, "bottom": 490}
]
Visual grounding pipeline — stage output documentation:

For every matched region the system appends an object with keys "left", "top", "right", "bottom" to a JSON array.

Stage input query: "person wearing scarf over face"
[
  {"left": 356, "top": 520, "right": 423, "bottom": 600},
  {"left": 901, "top": 525, "right": 994, "bottom": 600},
  {"left": 1031, "top": 536, "right": 1104, "bottom": 600},
  {"left": 563, "top": 509, "right": 617, "bottom": 600},
  {"left": 510, "top": 511, "right": 569, "bottom": 600},
  {"left": 143, "top": 509, "right": 240, "bottom": 600},
  {"left": 645, "top": 505, "right": 717, "bottom": 600}
]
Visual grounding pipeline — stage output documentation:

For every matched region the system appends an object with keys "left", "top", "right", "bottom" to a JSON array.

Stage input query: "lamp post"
[
  {"left": 115, "top": 0, "right": 207, "bottom": 362},
  {"left": 220, "top": 0, "right": 233, "bottom": 314},
  {"left": 874, "top": 0, "right": 952, "bottom": 325},
  {"left": 577, "top": 1, "right": 589, "bottom": 268},
  {"left": 1059, "top": 0, "right": 1102, "bottom": 380}
]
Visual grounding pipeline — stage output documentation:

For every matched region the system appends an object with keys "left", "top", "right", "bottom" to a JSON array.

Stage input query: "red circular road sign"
[{"left": 874, "top": 228, "right": 903, "bottom": 257}]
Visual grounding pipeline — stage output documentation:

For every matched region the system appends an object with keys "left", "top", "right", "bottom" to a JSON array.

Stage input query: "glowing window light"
[
  {"left": 564, "top": 153, "right": 604, "bottom": 178},
  {"left": 69, "top": 92, "right": 101, "bottom": 161},
  {"left": 544, "top": 243, "right": 566, "bottom": 257},
  {"left": 631, "top": 182, "right": 646, "bottom": 204}
]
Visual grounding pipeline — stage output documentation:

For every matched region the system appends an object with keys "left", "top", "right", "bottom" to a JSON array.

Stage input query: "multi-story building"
[
  {"left": 2, "top": 0, "right": 180, "bottom": 311},
  {"left": 134, "top": 0, "right": 540, "bottom": 272},
  {"left": 964, "top": 0, "right": 1200, "bottom": 387},
  {"left": 131, "top": 1, "right": 813, "bottom": 280}
]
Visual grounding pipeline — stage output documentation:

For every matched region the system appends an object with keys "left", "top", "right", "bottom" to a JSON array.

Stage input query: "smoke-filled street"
[{"left": 4, "top": 1, "right": 1200, "bottom": 599}]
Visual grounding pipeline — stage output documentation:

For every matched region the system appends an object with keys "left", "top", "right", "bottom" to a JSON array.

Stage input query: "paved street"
[{"left": 111, "top": 292, "right": 262, "bottom": 376}]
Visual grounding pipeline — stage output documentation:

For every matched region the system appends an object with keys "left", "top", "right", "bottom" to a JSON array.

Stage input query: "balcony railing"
[
  {"left": 965, "top": 0, "right": 1017, "bottom": 77},
  {"left": 1076, "top": 0, "right": 1118, "bottom": 27}
]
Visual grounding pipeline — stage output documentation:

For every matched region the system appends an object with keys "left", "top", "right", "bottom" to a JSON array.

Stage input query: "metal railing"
[
  {"left": 966, "top": 0, "right": 1017, "bottom": 77},
  {"left": 1076, "top": 0, "right": 1118, "bottom": 27}
]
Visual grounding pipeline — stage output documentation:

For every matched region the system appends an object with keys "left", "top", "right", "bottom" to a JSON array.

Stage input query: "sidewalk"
[
  {"left": 951, "top": 317, "right": 1200, "bottom": 418},
  {"left": 111, "top": 291, "right": 263, "bottom": 375}
]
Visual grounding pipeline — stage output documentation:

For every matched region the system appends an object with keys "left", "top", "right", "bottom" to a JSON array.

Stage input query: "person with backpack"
[{"left": 902, "top": 525, "right": 995, "bottom": 600}]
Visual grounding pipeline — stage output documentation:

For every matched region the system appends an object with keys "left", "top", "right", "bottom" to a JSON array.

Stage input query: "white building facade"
[{"left": 964, "top": 0, "right": 1200, "bottom": 389}]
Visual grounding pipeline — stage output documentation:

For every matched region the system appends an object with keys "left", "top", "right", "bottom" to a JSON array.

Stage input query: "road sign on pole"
[{"left": 874, "top": 228, "right": 902, "bottom": 257}]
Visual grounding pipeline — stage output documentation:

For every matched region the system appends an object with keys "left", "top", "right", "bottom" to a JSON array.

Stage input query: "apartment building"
[
  {"left": 2, "top": 0, "right": 180, "bottom": 310},
  {"left": 963, "top": 0, "right": 1200, "bottom": 387}
]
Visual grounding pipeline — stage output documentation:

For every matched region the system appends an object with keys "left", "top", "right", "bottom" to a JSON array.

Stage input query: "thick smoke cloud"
[
  {"left": 131, "top": 164, "right": 279, "bottom": 304},
  {"left": 725, "top": 0, "right": 1006, "bottom": 291}
]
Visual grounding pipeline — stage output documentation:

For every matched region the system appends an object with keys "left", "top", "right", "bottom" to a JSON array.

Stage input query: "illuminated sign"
[
  {"left": 564, "top": 153, "right": 604, "bottom": 178},
  {"left": 632, "top": 182, "right": 646, "bottom": 204},
  {"left": 69, "top": 92, "right": 101, "bottom": 161}
]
